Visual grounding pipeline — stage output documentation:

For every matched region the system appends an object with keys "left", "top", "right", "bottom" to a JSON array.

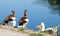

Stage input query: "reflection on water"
[{"left": 33, "top": 0, "right": 60, "bottom": 16}]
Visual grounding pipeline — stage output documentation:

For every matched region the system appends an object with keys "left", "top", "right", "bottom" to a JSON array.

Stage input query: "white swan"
[
  {"left": 45, "top": 27, "right": 53, "bottom": 31},
  {"left": 36, "top": 22, "right": 45, "bottom": 31},
  {"left": 36, "top": 22, "right": 58, "bottom": 32}
]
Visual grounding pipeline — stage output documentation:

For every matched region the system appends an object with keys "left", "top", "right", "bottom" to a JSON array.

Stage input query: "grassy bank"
[{"left": 30, "top": 33, "right": 45, "bottom": 36}]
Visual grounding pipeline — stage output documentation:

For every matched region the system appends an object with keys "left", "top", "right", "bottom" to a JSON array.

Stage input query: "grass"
[
  {"left": 0, "top": 26, "right": 1, "bottom": 28},
  {"left": 30, "top": 33, "right": 45, "bottom": 36},
  {"left": 19, "top": 28, "right": 25, "bottom": 32},
  {"left": 10, "top": 28, "right": 15, "bottom": 31}
]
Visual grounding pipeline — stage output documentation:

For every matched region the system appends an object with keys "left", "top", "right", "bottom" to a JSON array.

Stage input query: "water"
[{"left": 0, "top": 0, "right": 60, "bottom": 35}]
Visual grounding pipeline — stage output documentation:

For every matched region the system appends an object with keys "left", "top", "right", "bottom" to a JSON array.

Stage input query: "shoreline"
[
  {"left": 0, "top": 23, "right": 30, "bottom": 36},
  {"left": 0, "top": 23, "right": 58, "bottom": 36}
]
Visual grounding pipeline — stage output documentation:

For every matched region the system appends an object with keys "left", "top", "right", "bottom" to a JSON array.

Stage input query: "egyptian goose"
[
  {"left": 9, "top": 11, "right": 16, "bottom": 27},
  {"left": 18, "top": 10, "right": 29, "bottom": 28}
]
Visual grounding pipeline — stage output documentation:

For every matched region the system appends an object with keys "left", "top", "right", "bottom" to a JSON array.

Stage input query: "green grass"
[
  {"left": 0, "top": 26, "right": 2, "bottom": 28},
  {"left": 10, "top": 28, "right": 15, "bottom": 31},
  {"left": 30, "top": 33, "right": 45, "bottom": 36},
  {"left": 19, "top": 28, "right": 25, "bottom": 32}
]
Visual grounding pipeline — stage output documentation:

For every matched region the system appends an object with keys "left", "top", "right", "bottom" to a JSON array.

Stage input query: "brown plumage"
[
  {"left": 20, "top": 17, "right": 27, "bottom": 23},
  {"left": 4, "top": 11, "right": 15, "bottom": 24},
  {"left": 18, "top": 10, "right": 28, "bottom": 25}
]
